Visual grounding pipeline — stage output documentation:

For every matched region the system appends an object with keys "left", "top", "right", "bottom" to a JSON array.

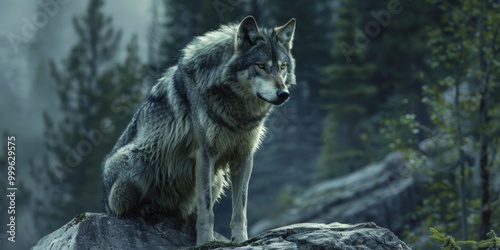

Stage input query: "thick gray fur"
[{"left": 102, "top": 16, "right": 296, "bottom": 245}]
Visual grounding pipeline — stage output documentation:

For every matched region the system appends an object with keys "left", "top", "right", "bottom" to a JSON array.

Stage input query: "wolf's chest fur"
[
  {"left": 200, "top": 85, "right": 271, "bottom": 159},
  {"left": 150, "top": 88, "right": 268, "bottom": 172}
]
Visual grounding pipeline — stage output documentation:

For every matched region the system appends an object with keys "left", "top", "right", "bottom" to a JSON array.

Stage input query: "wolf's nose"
[{"left": 276, "top": 90, "right": 290, "bottom": 101}]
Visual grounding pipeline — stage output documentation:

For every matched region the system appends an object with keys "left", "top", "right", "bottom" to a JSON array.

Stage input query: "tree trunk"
[
  {"left": 455, "top": 79, "right": 468, "bottom": 240},
  {"left": 478, "top": 96, "right": 491, "bottom": 239},
  {"left": 477, "top": 0, "right": 491, "bottom": 239}
]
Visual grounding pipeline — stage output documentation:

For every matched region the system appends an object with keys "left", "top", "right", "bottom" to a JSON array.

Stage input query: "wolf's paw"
[
  {"left": 230, "top": 232, "right": 248, "bottom": 243},
  {"left": 196, "top": 231, "right": 214, "bottom": 245},
  {"left": 139, "top": 204, "right": 158, "bottom": 217},
  {"left": 108, "top": 183, "right": 141, "bottom": 216},
  {"left": 139, "top": 205, "right": 164, "bottom": 224}
]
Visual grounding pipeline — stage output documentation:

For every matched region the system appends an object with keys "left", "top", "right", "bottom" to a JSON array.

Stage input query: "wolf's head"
[{"left": 225, "top": 16, "right": 296, "bottom": 106}]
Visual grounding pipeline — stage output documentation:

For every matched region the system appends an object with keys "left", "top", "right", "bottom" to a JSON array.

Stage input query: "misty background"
[{"left": 1, "top": 0, "right": 499, "bottom": 249}]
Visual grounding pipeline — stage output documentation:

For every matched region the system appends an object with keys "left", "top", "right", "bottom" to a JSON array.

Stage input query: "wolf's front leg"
[
  {"left": 230, "top": 156, "right": 253, "bottom": 242},
  {"left": 195, "top": 147, "right": 215, "bottom": 245}
]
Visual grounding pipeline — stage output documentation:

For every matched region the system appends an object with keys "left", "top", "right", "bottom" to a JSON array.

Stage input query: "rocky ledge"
[
  {"left": 32, "top": 213, "right": 411, "bottom": 249},
  {"left": 251, "top": 152, "right": 420, "bottom": 237}
]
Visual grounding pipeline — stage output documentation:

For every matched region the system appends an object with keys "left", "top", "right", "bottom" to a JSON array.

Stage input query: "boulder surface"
[
  {"left": 251, "top": 152, "right": 420, "bottom": 237},
  {"left": 32, "top": 213, "right": 411, "bottom": 249}
]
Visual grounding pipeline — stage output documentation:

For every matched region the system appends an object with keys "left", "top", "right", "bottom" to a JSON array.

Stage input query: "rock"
[
  {"left": 31, "top": 213, "right": 225, "bottom": 250},
  {"left": 212, "top": 222, "right": 410, "bottom": 250},
  {"left": 251, "top": 152, "right": 421, "bottom": 237},
  {"left": 32, "top": 213, "right": 411, "bottom": 249}
]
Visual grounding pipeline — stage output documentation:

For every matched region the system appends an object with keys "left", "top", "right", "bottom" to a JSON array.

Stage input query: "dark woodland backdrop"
[{"left": 0, "top": 0, "right": 499, "bottom": 249}]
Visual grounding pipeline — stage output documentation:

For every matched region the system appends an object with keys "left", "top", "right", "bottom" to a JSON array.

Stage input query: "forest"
[{"left": 0, "top": 0, "right": 499, "bottom": 249}]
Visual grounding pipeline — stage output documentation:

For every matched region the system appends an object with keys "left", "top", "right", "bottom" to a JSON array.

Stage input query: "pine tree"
[
  {"left": 363, "top": 0, "right": 431, "bottom": 129},
  {"left": 147, "top": 0, "right": 164, "bottom": 72},
  {"left": 422, "top": 0, "right": 500, "bottom": 241},
  {"left": 197, "top": 0, "right": 241, "bottom": 34},
  {"left": 105, "top": 35, "right": 145, "bottom": 122},
  {"left": 425, "top": 0, "right": 500, "bottom": 242},
  {"left": 44, "top": 0, "right": 142, "bottom": 222},
  {"left": 319, "top": 1, "right": 431, "bottom": 180},
  {"left": 158, "top": 0, "right": 201, "bottom": 68},
  {"left": 156, "top": 0, "right": 249, "bottom": 69},
  {"left": 390, "top": 0, "right": 500, "bottom": 246},
  {"left": 317, "top": 0, "right": 376, "bottom": 179}
]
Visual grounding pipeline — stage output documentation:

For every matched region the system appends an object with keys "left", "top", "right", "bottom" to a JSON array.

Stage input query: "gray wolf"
[{"left": 102, "top": 16, "right": 296, "bottom": 245}]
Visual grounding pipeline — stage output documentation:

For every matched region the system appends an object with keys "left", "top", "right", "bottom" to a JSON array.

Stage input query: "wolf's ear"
[
  {"left": 235, "top": 16, "right": 262, "bottom": 51},
  {"left": 274, "top": 18, "right": 296, "bottom": 51}
]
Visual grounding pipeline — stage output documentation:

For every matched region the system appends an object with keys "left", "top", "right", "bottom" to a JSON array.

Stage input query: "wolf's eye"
[
  {"left": 257, "top": 63, "right": 265, "bottom": 69},
  {"left": 280, "top": 64, "right": 287, "bottom": 70}
]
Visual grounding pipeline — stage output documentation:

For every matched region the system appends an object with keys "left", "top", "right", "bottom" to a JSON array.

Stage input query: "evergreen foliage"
[
  {"left": 429, "top": 228, "right": 500, "bottom": 250},
  {"left": 43, "top": 0, "right": 143, "bottom": 227},
  {"left": 317, "top": 0, "right": 377, "bottom": 179},
  {"left": 158, "top": 0, "right": 200, "bottom": 68},
  {"left": 156, "top": 0, "right": 248, "bottom": 69},
  {"left": 382, "top": 0, "right": 500, "bottom": 246}
]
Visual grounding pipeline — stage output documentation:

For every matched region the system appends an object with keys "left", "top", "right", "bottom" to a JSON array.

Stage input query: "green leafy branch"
[{"left": 430, "top": 227, "right": 500, "bottom": 250}]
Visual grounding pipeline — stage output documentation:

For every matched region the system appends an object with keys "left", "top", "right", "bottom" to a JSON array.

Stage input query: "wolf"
[{"left": 102, "top": 16, "right": 296, "bottom": 245}]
